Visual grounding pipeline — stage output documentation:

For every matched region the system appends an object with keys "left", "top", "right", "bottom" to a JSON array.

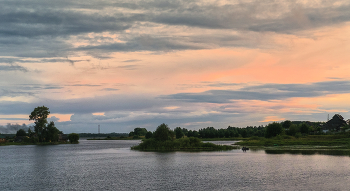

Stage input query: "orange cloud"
[{"left": 260, "top": 116, "right": 285, "bottom": 123}]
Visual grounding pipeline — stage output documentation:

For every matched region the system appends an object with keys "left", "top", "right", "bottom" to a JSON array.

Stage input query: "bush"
[
  {"left": 295, "top": 132, "right": 302, "bottom": 138},
  {"left": 68, "top": 133, "right": 79, "bottom": 143}
]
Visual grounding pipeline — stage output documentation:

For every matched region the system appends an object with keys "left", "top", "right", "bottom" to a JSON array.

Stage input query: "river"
[{"left": 1, "top": 140, "right": 350, "bottom": 190}]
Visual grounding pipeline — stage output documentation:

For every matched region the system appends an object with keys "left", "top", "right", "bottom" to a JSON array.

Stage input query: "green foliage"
[
  {"left": 300, "top": 123, "right": 309, "bottom": 134},
  {"left": 27, "top": 106, "right": 63, "bottom": 143},
  {"left": 16, "top": 129, "right": 27, "bottom": 137},
  {"left": 131, "top": 137, "right": 234, "bottom": 151},
  {"left": 29, "top": 106, "right": 50, "bottom": 142},
  {"left": 282, "top": 120, "right": 292, "bottom": 129},
  {"left": 174, "top": 127, "right": 184, "bottom": 139},
  {"left": 145, "top": 131, "right": 153, "bottom": 139},
  {"left": 153, "top": 123, "right": 174, "bottom": 142},
  {"left": 133, "top": 127, "right": 148, "bottom": 136},
  {"left": 265, "top": 122, "right": 283, "bottom": 138},
  {"left": 295, "top": 132, "right": 302, "bottom": 138},
  {"left": 249, "top": 136, "right": 262, "bottom": 140},
  {"left": 44, "top": 121, "right": 60, "bottom": 142},
  {"left": 288, "top": 124, "right": 300, "bottom": 136},
  {"left": 68, "top": 133, "right": 79, "bottom": 143},
  {"left": 133, "top": 135, "right": 140, "bottom": 139},
  {"left": 187, "top": 130, "right": 199, "bottom": 138}
]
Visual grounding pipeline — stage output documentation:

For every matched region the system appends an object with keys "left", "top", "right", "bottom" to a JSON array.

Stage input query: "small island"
[{"left": 131, "top": 123, "right": 235, "bottom": 151}]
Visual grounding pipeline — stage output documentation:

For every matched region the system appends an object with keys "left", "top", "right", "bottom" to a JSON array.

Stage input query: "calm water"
[{"left": 1, "top": 140, "right": 350, "bottom": 191}]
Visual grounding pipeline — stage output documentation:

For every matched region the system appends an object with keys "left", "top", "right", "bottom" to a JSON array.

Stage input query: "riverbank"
[{"left": 235, "top": 134, "right": 350, "bottom": 149}]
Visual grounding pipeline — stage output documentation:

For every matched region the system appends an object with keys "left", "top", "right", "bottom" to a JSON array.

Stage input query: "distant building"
[
  {"left": 323, "top": 114, "right": 347, "bottom": 132},
  {"left": 0, "top": 136, "right": 6, "bottom": 143}
]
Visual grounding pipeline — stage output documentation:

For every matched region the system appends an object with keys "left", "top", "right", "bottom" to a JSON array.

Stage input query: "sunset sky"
[{"left": 1, "top": 0, "right": 350, "bottom": 133}]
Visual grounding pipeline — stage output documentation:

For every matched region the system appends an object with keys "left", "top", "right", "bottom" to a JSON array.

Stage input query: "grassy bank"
[
  {"left": 199, "top": 137, "right": 246, "bottom": 141},
  {"left": 235, "top": 134, "right": 350, "bottom": 149},
  {"left": 131, "top": 137, "right": 236, "bottom": 151}
]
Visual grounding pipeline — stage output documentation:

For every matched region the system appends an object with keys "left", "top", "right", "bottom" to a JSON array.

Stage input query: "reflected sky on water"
[{"left": 1, "top": 140, "right": 350, "bottom": 191}]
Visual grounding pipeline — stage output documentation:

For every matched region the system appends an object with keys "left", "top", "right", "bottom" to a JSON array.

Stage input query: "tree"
[
  {"left": 68, "top": 133, "right": 79, "bottom": 143},
  {"left": 27, "top": 128, "right": 35, "bottom": 137},
  {"left": 145, "top": 131, "right": 153, "bottom": 139},
  {"left": 29, "top": 106, "right": 50, "bottom": 142},
  {"left": 153, "top": 123, "right": 174, "bottom": 141},
  {"left": 265, "top": 122, "right": 283, "bottom": 138},
  {"left": 45, "top": 122, "right": 60, "bottom": 142},
  {"left": 29, "top": 106, "right": 60, "bottom": 142},
  {"left": 133, "top": 127, "right": 148, "bottom": 136},
  {"left": 174, "top": 127, "right": 184, "bottom": 139},
  {"left": 282, "top": 120, "right": 292, "bottom": 129},
  {"left": 288, "top": 124, "right": 299, "bottom": 136},
  {"left": 16, "top": 129, "right": 27, "bottom": 137},
  {"left": 300, "top": 123, "right": 309, "bottom": 134}
]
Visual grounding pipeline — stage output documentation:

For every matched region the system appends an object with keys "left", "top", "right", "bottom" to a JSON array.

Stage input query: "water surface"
[{"left": 1, "top": 140, "right": 350, "bottom": 190}]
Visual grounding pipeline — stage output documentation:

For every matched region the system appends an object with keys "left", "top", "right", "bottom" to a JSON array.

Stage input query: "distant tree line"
[
  {"left": 128, "top": 120, "right": 330, "bottom": 140},
  {"left": 128, "top": 125, "right": 266, "bottom": 139}
]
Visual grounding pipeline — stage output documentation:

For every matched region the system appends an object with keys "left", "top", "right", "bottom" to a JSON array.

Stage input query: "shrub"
[{"left": 68, "top": 133, "right": 79, "bottom": 143}]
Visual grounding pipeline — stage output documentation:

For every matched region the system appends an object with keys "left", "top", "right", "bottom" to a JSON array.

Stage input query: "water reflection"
[
  {"left": 265, "top": 149, "right": 350, "bottom": 156},
  {"left": 2, "top": 140, "right": 350, "bottom": 191}
]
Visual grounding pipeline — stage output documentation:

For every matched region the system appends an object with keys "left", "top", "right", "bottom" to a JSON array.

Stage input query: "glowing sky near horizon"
[{"left": 1, "top": 0, "right": 350, "bottom": 133}]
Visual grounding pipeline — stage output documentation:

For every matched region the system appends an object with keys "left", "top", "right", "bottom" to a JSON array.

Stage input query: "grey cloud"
[
  {"left": 48, "top": 116, "right": 60, "bottom": 122},
  {"left": 116, "top": 65, "right": 140, "bottom": 70},
  {"left": 0, "top": 84, "right": 63, "bottom": 98},
  {"left": 1, "top": 0, "right": 350, "bottom": 57},
  {"left": 68, "top": 84, "right": 101, "bottom": 87},
  {"left": 122, "top": 59, "right": 141, "bottom": 62},
  {"left": 77, "top": 35, "right": 206, "bottom": 53},
  {"left": 0, "top": 89, "right": 35, "bottom": 98},
  {"left": 0, "top": 94, "right": 169, "bottom": 115},
  {"left": 0, "top": 64, "right": 28, "bottom": 72},
  {"left": 102, "top": 88, "right": 119, "bottom": 91},
  {"left": 162, "top": 80, "right": 350, "bottom": 103},
  {"left": 0, "top": 11, "right": 132, "bottom": 38},
  {"left": 0, "top": 123, "right": 33, "bottom": 134}
]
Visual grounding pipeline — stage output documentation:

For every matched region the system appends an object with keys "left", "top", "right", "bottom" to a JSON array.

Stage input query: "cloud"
[
  {"left": 162, "top": 80, "right": 350, "bottom": 103},
  {"left": 0, "top": 64, "right": 28, "bottom": 72},
  {"left": 48, "top": 116, "right": 60, "bottom": 122},
  {"left": 1, "top": 0, "right": 350, "bottom": 58},
  {"left": 0, "top": 123, "right": 32, "bottom": 134}
]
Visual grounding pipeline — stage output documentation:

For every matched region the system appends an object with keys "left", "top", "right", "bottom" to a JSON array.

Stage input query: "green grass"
[
  {"left": 199, "top": 137, "right": 247, "bottom": 141},
  {"left": 235, "top": 134, "right": 350, "bottom": 149}
]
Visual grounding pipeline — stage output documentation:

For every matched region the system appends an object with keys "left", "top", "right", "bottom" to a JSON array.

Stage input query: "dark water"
[{"left": 1, "top": 140, "right": 350, "bottom": 191}]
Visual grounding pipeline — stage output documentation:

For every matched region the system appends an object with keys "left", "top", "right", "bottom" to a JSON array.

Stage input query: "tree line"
[{"left": 129, "top": 120, "right": 329, "bottom": 139}]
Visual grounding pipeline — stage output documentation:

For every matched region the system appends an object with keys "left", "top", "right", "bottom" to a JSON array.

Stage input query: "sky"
[{"left": 1, "top": 0, "right": 350, "bottom": 133}]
